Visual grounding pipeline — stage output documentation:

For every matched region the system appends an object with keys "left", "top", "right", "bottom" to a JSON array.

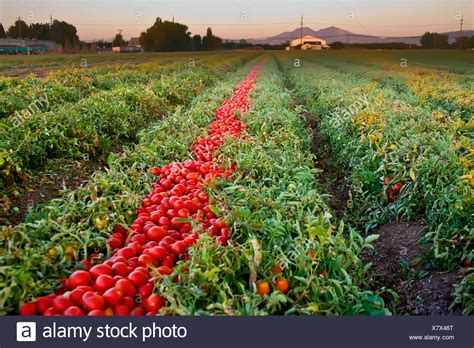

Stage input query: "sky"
[{"left": 1, "top": 0, "right": 473, "bottom": 41}]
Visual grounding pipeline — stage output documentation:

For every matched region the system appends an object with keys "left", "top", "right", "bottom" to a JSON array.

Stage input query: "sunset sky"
[{"left": 1, "top": 0, "right": 473, "bottom": 41}]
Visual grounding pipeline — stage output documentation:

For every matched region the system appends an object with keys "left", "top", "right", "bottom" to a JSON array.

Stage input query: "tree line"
[
  {"left": 139, "top": 18, "right": 222, "bottom": 51},
  {"left": 420, "top": 32, "right": 474, "bottom": 49},
  {"left": 4, "top": 19, "right": 80, "bottom": 51},
  {"left": 1, "top": 17, "right": 223, "bottom": 52}
]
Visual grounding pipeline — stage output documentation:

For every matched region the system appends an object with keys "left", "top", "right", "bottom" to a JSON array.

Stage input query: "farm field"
[{"left": 0, "top": 51, "right": 472, "bottom": 316}]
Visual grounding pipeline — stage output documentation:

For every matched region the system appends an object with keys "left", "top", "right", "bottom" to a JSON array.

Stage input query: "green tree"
[
  {"left": 139, "top": 18, "right": 191, "bottom": 51},
  {"left": 0, "top": 23, "right": 6, "bottom": 38},
  {"left": 47, "top": 20, "right": 80, "bottom": 52},
  {"left": 112, "top": 32, "right": 126, "bottom": 47},
  {"left": 454, "top": 36, "right": 473, "bottom": 49},
  {"left": 7, "top": 19, "right": 30, "bottom": 38},
  {"left": 191, "top": 34, "right": 202, "bottom": 51},
  {"left": 420, "top": 32, "right": 449, "bottom": 48},
  {"left": 202, "top": 27, "right": 222, "bottom": 51}
]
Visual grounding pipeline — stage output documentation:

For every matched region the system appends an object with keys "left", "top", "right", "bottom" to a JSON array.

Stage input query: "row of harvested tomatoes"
[{"left": 19, "top": 66, "right": 261, "bottom": 316}]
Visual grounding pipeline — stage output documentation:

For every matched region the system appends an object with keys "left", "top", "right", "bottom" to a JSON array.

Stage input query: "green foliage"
[{"left": 158, "top": 60, "right": 388, "bottom": 315}]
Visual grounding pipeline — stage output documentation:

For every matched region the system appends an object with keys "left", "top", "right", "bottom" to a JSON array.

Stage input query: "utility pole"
[
  {"left": 50, "top": 14, "right": 53, "bottom": 26},
  {"left": 18, "top": 16, "right": 22, "bottom": 39},
  {"left": 172, "top": 15, "right": 175, "bottom": 23},
  {"left": 459, "top": 15, "right": 464, "bottom": 49},
  {"left": 300, "top": 14, "right": 303, "bottom": 48}
]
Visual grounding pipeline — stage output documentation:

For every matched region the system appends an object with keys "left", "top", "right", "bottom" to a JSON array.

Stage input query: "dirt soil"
[
  {"left": 361, "top": 222, "right": 463, "bottom": 315},
  {"left": 1, "top": 158, "right": 105, "bottom": 226},
  {"left": 308, "top": 124, "right": 349, "bottom": 219}
]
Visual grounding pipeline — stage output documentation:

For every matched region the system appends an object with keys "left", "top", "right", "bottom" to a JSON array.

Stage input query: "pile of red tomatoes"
[{"left": 19, "top": 65, "right": 261, "bottom": 316}]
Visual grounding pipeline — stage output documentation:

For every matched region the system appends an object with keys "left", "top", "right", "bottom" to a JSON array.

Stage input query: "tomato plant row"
[
  {"left": 154, "top": 59, "right": 387, "bottom": 315},
  {"left": 0, "top": 53, "right": 258, "bottom": 201},
  {"left": 275, "top": 53, "right": 472, "bottom": 314},
  {"left": 18, "top": 63, "right": 262, "bottom": 316},
  {"left": 0, "top": 58, "right": 260, "bottom": 314}
]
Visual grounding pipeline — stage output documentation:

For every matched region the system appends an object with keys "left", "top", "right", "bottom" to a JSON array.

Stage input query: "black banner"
[{"left": 1, "top": 316, "right": 472, "bottom": 348}]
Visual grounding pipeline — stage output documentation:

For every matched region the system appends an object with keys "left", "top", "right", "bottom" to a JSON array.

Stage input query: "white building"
[{"left": 286, "top": 36, "right": 330, "bottom": 50}]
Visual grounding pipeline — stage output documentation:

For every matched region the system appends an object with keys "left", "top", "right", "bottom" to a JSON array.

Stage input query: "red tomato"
[
  {"left": 256, "top": 281, "right": 271, "bottom": 296},
  {"left": 63, "top": 306, "right": 85, "bottom": 316},
  {"left": 138, "top": 254, "right": 157, "bottom": 267},
  {"left": 112, "top": 262, "right": 132, "bottom": 277},
  {"left": 89, "top": 264, "right": 113, "bottom": 279},
  {"left": 171, "top": 217, "right": 184, "bottom": 229},
  {"left": 162, "top": 256, "right": 175, "bottom": 268},
  {"left": 157, "top": 266, "right": 173, "bottom": 275},
  {"left": 117, "top": 247, "right": 136, "bottom": 259},
  {"left": 128, "top": 271, "right": 149, "bottom": 287},
  {"left": 147, "top": 246, "right": 168, "bottom": 261},
  {"left": 43, "top": 307, "right": 56, "bottom": 316},
  {"left": 393, "top": 183, "right": 402, "bottom": 193},
  {"left": 69, "top": 270, "right": 91, "bottom": 288},
  {"left": 115, "top": 279, "right": 136, "bottom": 297},
  {"left": 114, "top": 304, "right": 130, "bottom": 316},
  {"left": 216, "top": 236, "right": 228, "bottom": 246},
  {"left": 159, "top": 216, "right": 171, "bottom": 227},
  {"left": 103, "top": 288, "right": 123, "bottom": 307},
  {"left": 177, "top": 208, "right": 190, "bottom": 218},
  {"left": 87, "top": 309, "right": 105, "bottom": 316},
  {"left": 150, "top": 167, "right": 161, "bottom": 175},
  {"left": 144, "top": 294, "right": 165, "bottom": 312},
  {"left": 82, "top": 292, "right": 105, "bottom": 311},
  {"left": 53, "top": 295, "right": 72, "bottom": 313},
  {"left": 171, "top": 241, "right": 187, "bottom": 255},
  {"left": 94, "top": 274, "right": 115, "bottom": 292},
  {"left": 70, "top": 288, "right": 87, "bottom": 305},
  {"left": 36, "top": 297, "right": 52, "bottom": 314},
  {"left": 138, "top": 283, "right": 154, "bottom": 298},
  {"left": 130, "top": 307, "right": 145, "bottom": 316},
  {"left": 147, "top": 226, "right": 167, "bottom": 242},
  {"left": 19, "top": 302, "right": 37, "bottom": 316},
  {"left": 275, "top": 278, "right": 289, "bottom": 294}
]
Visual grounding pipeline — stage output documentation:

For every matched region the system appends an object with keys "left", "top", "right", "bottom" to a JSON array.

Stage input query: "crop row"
[
  {"left": 154, "top": 58, "right": 386, "bottom": 315},
  {"left": 0, "top": 53, "right": 258, "bottom": 193},
  {"left": 0, "top": 57, "right": 261, "bottom": 314},
  {"left": 276, "top": 54, "right": 473, "bottom": 313},
  {"left": 18, "top": 60, "right": 262, "bottom": 316},
  {"left": 307, "top": 54, "right": 473, "bottom": 121}
]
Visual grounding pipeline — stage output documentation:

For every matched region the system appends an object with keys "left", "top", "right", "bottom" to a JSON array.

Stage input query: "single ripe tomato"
[
  {"left": 393, "top": 183, "right": 402, "bottom": 193},
  {"left": 114, "top": 304, "right": 130, "bottom": 316},
  {"left": 36, "top": 297, "right": 52, "bottom": 314},
  {"left": 144, "top": 294, "right": 165, "bottom": 312},
  {"left": 157, "top": 266, "right": 173, "bottom": 275},
  {"left": 53, "top": 295, "right": 72, "bottom": 313},
  {"left": 112, "top": 262, "right": 132, "bottom": 277},
  {"left": 117, "top": 247, "right": 136, "bottom": 259},
  {"left": 256, "top": 280, "right": 271, "bottom": 296},
  {"left": 147, "top": 246, "right": 168, "bottom": 261},
  {"left": 103, "top": 288, "right": 124, "bottom": 307},
  {"left": 89, "top": 264, "right": 113, "bottom": 279},
  {"left": 275, "top": 278, "right": 289, "bottom": 294},
  {"left": 147, "top": 226, "right": 167, "bottom": 242},
  {"left": 82, "top": 291, "right": 105, "bottom": 311},
  {"left": 63, "top": 306, "right": 85, "bottom": 316},
  {"left": 19, "top": 302, "right": 37, "bottom": 316},
  {"left": 171, "top": 241, "right": 187, "bottom": 256},
  {"left": 87, "top": 309, "right": 105, "bottom": 316},
  {"left": 69, "top": 270, "right": 91, "bottom": 288},
  {"left": 94, "top": 274, "right": 115, "bottom": 292},
  {"left": 128, "top": 271, "right": 149, "bottom": 287}
]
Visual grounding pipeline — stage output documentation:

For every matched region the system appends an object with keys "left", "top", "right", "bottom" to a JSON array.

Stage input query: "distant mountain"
[{"left": 231, "top": 26, "right": 474, "bottom": 45}]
